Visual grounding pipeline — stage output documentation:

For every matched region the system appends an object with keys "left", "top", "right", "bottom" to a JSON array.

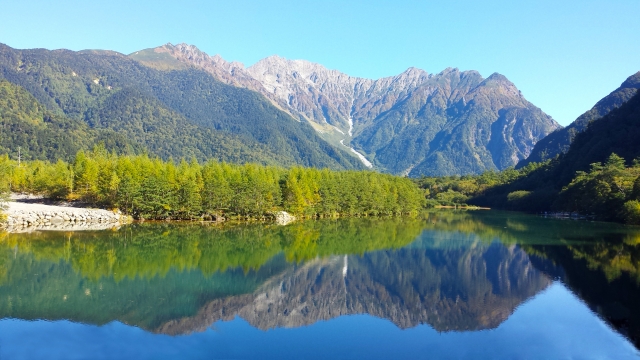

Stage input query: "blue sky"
[{"left": 1, "top": 0, "right": 639, "bottom": 126}]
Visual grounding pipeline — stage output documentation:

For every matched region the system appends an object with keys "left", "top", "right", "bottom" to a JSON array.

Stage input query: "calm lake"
[{"left": 1, "top": 211, "right": 639, "bottom": 359}]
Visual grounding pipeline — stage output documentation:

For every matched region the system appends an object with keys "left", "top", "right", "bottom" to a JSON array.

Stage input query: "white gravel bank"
[{"left": 2, "top": 201, "right": 131, "bottom": 232}]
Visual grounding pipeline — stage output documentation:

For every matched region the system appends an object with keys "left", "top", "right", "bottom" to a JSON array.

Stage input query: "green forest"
[
  {"left": 0, "top": 147, "right": 424, "bottom": 220},
  {"left": 416, "top": 153, "right": 640, "bottom": 224}
]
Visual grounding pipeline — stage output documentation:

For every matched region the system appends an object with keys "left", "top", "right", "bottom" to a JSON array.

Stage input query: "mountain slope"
[
  {"left": 556, "top": 90, "right": 640, "bottom": 179},
  {"left": 0, "top": 79, "right": 134, "bottom": 161},
  {"left": 518, "top": 71, "right": 640, "bottom": 168},
  {"left": 0, "top": 43, "right": 363, "bottom": 169},
  {"left": 0, "top": 78, "right": 286, "bottom": 164},
  {"left": 86, "top": 87, "right": 286, "bottom": 164},
  {"left": 143, "top": 44, "right": 560, "bottom": 176},
  {"left": 354, "top": 71, "right": 558, "bottom": 176}
]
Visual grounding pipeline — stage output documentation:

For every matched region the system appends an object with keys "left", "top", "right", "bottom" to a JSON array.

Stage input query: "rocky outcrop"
[
  {"left": 1, "top": 202, "right": 131, "bottom": 232},
  {"left": 273, "top": 211, "right": 296, "bottom": 225}
]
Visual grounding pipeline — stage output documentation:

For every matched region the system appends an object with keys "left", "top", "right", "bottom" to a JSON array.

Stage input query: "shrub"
[{"left": 622, "top": 200, "right": 640, "bottom": 225}]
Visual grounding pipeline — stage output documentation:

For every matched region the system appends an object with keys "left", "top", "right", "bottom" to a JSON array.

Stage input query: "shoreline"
[
  {"left": 2, "top": 197, "right": 491, "bottom": 233},
  {"left": 434, "top": 205, "right": 491, "bottom": 210},
  {"left": 1, "top": 201, "right": 132, "bottom": 233}
]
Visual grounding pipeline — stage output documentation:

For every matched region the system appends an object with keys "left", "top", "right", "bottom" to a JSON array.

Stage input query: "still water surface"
[{"left": 0, "top": 211, "right": 639, "bottom": 359}]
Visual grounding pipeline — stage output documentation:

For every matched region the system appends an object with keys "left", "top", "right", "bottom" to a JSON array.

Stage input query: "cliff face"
[
  {"left": 156, "top": 242, "right": 551, "bottom": 335},
  {"left": 134, "top": 43, "right": 560, "bottom": 175}
]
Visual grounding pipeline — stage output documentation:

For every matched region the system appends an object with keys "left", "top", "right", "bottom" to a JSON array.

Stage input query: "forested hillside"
[
  {"left": 0, "top": 43, "right": 363, "bottom": 170},
  {"left": 518, "top": 71, "right": 640, "bottom": 167},
  {"left": 0, "top": 79, "right": 134, "bottom": 161}
]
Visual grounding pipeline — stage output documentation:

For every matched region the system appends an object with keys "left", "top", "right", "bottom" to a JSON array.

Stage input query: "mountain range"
[
  {"left": 131, "top": 43, "right": 560, "bottom": 176},
  {"left": 1, "top": 42, "right": 562, "bottom": 175}
]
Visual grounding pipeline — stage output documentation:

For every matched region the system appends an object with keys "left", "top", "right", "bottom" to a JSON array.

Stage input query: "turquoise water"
[{"left": 0, "top": 211, "right": 639, "bottom": 359}]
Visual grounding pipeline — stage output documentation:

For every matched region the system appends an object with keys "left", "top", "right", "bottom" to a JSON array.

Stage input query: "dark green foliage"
[{"left": 0, "top": 43, "right": 362, "bottom": 170}]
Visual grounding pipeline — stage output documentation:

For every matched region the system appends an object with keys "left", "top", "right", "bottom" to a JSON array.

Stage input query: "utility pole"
[{"left": 18, "top": 146, "right": 21, "bottom": 167}]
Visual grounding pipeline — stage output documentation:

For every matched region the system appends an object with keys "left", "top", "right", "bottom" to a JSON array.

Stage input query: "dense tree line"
[
  {"left": 413, "top": 162, "right": 546, "bottom": 207},
  {"left": 413, "top": 154, "right": 640, "bottom": 224},
  {"left": 0, "top": 148, "right": 424, "bottom": 220}
]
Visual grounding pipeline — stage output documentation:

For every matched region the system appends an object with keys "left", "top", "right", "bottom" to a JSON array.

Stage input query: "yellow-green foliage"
[
  {"left": 0, "top": 148, "right": 424, "bottom": 220},
  {"left": 0, "top": 218, "right": 425, "bottom": 282},
  {"left": 623, "top": 200, "right": 640, "bottom": 225},
  {"left": 0, "top": 156, "right": 11, "bottom": 222}
]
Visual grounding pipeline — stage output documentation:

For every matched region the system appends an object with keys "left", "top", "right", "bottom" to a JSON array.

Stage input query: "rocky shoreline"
[
  {"left": 1, "top": 200, "right": 297, "bottom": 232},
  {"left": 1, "top": 202, "right": 132, "bottom": 233}
]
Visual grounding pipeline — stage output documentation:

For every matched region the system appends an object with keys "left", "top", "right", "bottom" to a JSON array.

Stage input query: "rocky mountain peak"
[
  {"left": 484, "top": 72, "right": 516, "bottom": 87},
  {"left": 471, "top": 72, "right": 523, "bottom": 102},
  {"left": 438, "top": 67, "right": 460, "bottom": 75},
  {"left": 399, "top": 66, "right": 429, "bottom": 77},
  {"left": 166, "top": 43, "right": 243, "bottom": 69}
]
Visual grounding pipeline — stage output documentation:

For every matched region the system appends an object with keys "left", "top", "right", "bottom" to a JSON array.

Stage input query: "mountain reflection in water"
[
  {"left": 158, "top": 236, "right": 549, "bottom": 335},
  {"left": 1, "top": 212, "right": 640, "bottom": 351}
]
